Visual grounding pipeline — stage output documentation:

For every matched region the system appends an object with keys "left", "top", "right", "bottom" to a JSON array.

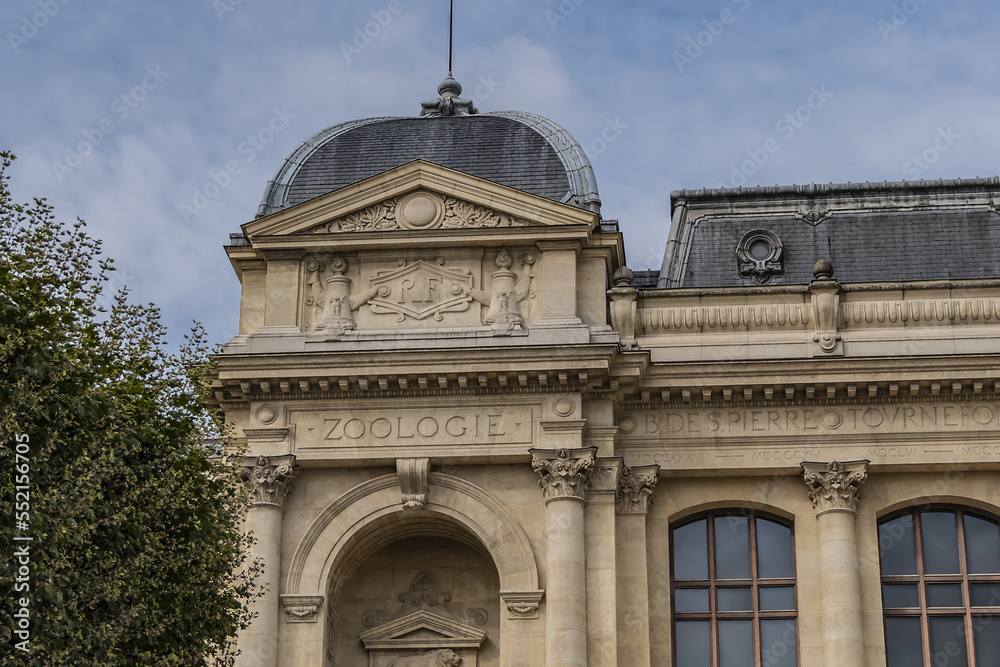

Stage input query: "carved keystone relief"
[
  {"left": 360, "top": 572, "right": 487, "bottom": 667},
  {"left": 307, "top": 192, "right": 532, "bottom": 233},
  {"left": 304, "top": 250, "right": 536, "bottom": 336}
]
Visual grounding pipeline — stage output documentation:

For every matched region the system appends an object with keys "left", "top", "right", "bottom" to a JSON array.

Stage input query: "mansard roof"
[{"left": 659, "top": 177, "right": 1000, "bottom": 288}]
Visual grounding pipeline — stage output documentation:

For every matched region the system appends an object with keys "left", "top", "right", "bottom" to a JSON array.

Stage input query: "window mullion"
[
  {"left": 914, "top": 511, "right": 931, "bottom": 667},
  {"left": 708, "top": 516, "right": 719, "bottom": 667}
]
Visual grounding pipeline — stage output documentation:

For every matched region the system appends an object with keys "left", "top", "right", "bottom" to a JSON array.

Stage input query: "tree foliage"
[{"left": 0, "top": 152, "right": 259, "bottom": 665}]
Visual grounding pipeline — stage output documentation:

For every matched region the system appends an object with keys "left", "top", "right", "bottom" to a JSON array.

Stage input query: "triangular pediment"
[
  {"left": 359, "top": 609, "right": 487, "bottom": 648},
  {"left": 242, "top": 160, "right": 597, "bottom": 240}
]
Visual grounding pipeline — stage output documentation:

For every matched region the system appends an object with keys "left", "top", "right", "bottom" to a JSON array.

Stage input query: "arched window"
[
  {"left": 670, "top": 510, "right": 798, "bottom": 667},
  {"left": 879, "top": 506, "right": 1000, "bottom": 666}
]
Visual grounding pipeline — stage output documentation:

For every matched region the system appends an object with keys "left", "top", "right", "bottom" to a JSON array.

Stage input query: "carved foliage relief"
[
  {"left": 531, "top": 448, "right": 597, "bottom": 501},
  {"left": 308, "top": 193, "right": 532, "bottom": 234},
  {"left": 801, "top": 460, "right": 869, "bottom": 515}
]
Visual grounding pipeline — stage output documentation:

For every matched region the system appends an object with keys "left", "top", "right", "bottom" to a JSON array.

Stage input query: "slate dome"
[{"left": 256, "top": 90, "right": 601, "bottom": 219}]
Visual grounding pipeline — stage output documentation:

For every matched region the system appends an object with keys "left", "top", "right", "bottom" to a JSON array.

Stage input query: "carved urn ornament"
[{"left": 470, "top": 249, "right": 536, "bottom": 335}]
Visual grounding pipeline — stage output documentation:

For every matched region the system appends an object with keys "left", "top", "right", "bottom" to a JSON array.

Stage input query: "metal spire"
[{"left": 418, "top": 0, "right": 477, "bottom": 116}]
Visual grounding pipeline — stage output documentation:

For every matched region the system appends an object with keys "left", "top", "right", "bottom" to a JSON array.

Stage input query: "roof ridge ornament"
[{"left": 420, "top": 74, "right": 479, "bottom": 117}]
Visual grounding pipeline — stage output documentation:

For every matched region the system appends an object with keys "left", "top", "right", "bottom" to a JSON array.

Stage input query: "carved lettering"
[
  {"left": 295, "top": 407, "right": 533, "bottom": 449},
  {"left": 620, "top": 403, "right": 1000, "bottom": 438}
]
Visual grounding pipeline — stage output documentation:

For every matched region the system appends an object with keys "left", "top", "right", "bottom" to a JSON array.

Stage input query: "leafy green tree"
[{"left": 0, "top": 152, "right": 259, "bottom": 665}]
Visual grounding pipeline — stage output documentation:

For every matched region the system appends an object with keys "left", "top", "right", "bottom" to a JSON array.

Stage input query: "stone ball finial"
[
  {"left": 613, "top": 266, "right": 634, "bottom": 287},
  {"left": 438, "top": 75, "right": 462, "bottom": 99},
  {"left": 813, "top": 259, "right": 835, "bottom": 280}
]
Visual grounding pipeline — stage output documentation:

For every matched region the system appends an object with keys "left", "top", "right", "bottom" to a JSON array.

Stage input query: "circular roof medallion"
[{"left": 396, "top": 192, "right": 444, "bottom": 230}]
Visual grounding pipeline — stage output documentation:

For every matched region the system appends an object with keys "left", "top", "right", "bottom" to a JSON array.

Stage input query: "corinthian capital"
[
  {"left": 616, "top": 465, "right": 660, "bottom": 514},
  {"left": 242, "top": 455, "right": 297, "bottom": 508},
  {"left": 800, "top": 460, "right": 869, "bottom": 515},
  {"left": 530, "top": 447, "right": 597, "bottom": 502}
]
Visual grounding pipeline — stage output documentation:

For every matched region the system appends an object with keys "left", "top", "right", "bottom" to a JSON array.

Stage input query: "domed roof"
[{"left": 256, "top": 97, "right": 601, "bottom": 219}]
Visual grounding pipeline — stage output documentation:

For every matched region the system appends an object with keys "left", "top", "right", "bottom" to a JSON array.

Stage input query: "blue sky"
[{"left": 2, "top": 0, "right": 998, "bottom": 348}]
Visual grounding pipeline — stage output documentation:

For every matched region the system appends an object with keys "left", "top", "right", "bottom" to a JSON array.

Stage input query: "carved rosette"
[
  {"left": 530, "top": 447, "right": 597, "bottom": 502},
  {"left": 616, "top": 465, "right": 660, "bottom": 514},
  {"left": 242, "top": 455, "right": 297, "bottom": 508},
  {"left": 800, "top": 460, "right": 869, "bottom": 515}
]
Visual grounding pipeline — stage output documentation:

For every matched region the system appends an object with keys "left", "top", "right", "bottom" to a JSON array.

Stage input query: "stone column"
[
  {"left": 800, "top": 460, "right": 869, "bottom": 667},
  {"left": 531, "top": 447, "right": 597, "bottom": 667},
  {"left": 239, "top": 454, "right": 297, "bottom": 667},
  {"left": 614, "top": 465, "right": 659, "bottom": 667}
]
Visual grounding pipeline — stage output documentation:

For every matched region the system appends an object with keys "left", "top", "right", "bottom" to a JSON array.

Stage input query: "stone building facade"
[{"left": 215, "top": 78, "right": 1000, "bottom": 667}]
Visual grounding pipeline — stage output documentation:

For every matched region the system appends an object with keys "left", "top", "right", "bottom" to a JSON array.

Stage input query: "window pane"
[
  {"left": 761, "top": 620, "right": 797, "bottom": 667},
  {"left": 973, "top": 616, "right": 1000, "bottom": 667},
  {"left": 718, "top": 620, "right": 754, "bottom": 667},
  {"left": 970, "top": 583, "right": 1000, "bottom": 608},
  {"left": 922, "top": 511, "right": 961, "bottom": 574},
  {"left": 928, "top": 616, "right": 968, "bottom": 667},
  {"left": 885, "top": 617, "right": 923, "bottom": 667},
  {"left": 879, "top": 515, "right": 917, "bottom": 575},
  {"left": 882, "top": 584, "right": 919, "bottom": 609},
  {"left": 964, "top": 514, "right": 1000, "bottom": 574},
  {"left": 675, "top": 587, "right": 710, "bottom": 613},
  {"left": 925, "top": 583, "right": 964, "bottom": 608},
  {"left": 760, "top": 587, "right": 796, "bottom": 611},
  {"left": 757, "top": 518, "right": 794, "bottom": 579},
  {"left": 674, "top": 520, "right": 709, "bottom": 580},
  {"left": 715, "top": 516, "right": 751, "bottom": 579},
  {"left": 717, "top": 587, "right": 753, "bottom": 612},
  {"left": 676, "top": 620, "right": 711, "bottom": 667}
]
